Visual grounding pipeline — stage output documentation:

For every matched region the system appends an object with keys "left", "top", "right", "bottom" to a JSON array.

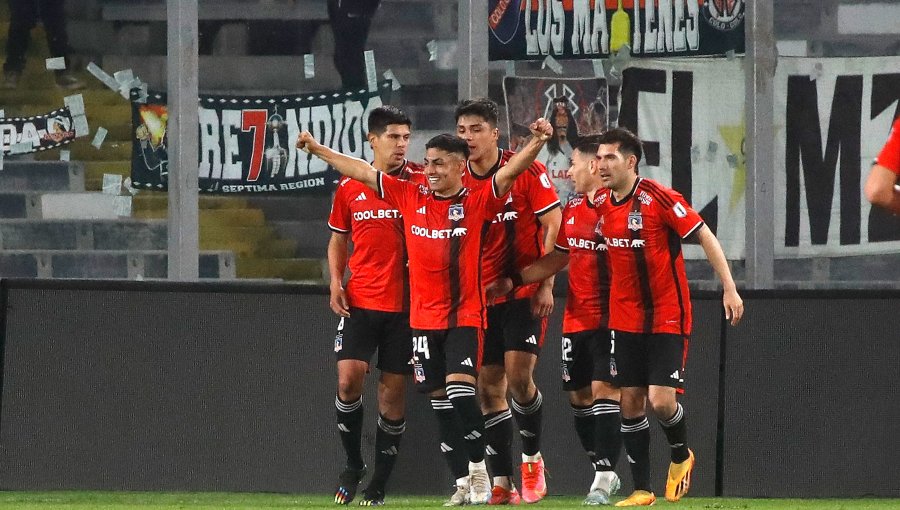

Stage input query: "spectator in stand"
[
  {"left": 327, "top": 0, "right": 381, "bottom": 90},
  {"left": 2, "top": 0, "right": 83, "bottom": 89}
]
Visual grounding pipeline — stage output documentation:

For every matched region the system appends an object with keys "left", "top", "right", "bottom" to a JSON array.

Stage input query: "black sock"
[
  {"left": 368, "top": 414, "right": 405, "bottom": 492},
  {"left": 431, "top": 396, "right": 469, "bottom": 480},
  {"left": 571, "top": 403, "right": 596, "bottom": 464},
  {"left": 659, "top": 403, "right": 689, "bottom": 463},
  {"left": 335, "top": 395, "right": 365, "bottom": 470},
  {"left": 593, "top": 399, "right": 622, "bottom": 471},
  {"left": 511, "top": 390, "right": 543, "bottom": 456},
  {"left": 447, "top": 382, "right": 486, "bottom": 463},
  {"left": 621, "top": 415, "right": 652, "bottom": 492},
  {"left": 484, "top": 409, "right": 514, "bottom": 478}
]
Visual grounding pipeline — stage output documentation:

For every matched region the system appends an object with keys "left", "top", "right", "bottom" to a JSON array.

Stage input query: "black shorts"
[
  {"left": 334, "top": 307, "right": 412, "bottom": 374},
  {"left": 410, "top": 327, "right": 482, "bottom": 394},
  {"left": 482, "top": 298, "right": 547, "bottom": 365},
  {"left": 608, "top": 330, "right": 688, "bottom": 391},
  {"left": 561, "top": 328, "right": 615, "bottom": 391}
]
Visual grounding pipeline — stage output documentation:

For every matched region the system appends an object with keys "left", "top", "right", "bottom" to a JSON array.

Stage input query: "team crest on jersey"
[
  {"left": 334, "top": 332, "right": 343, "bottom": 352},
  {"left": 561, "top": 362, "right": 571, "bottom": 382},
  {"left": 609, "top": 358, "right": 617, "bottom": 377},
  {"left": 594, "top": 216, "right": 604, "bottom": 237},
  {"left": 627, "top": 212, "right": 643, "bottom": 231},
  {"left": 448, "top": 204, "right": 465, "bottom": 221}
]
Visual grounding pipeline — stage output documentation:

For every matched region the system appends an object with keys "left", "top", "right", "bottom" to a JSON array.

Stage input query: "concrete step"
[
  {"left": 34, "top": 140, "right": 131, "bottom": 162},
  {"left": 246, "top": 195, "right": 332, "bottom": 221},
  {"left": 0, "top": 192, "right": 35, "bottom": 219},
  {"left": 0, "top": 161, "right": 84, "bottom": 192},
  {"left": 103, "top": 54, "right": 341, "bottom": 92},
  {"left": 39, "top": 192, "right": 130, "bottom": 219},
  {"left": 0, "top": 218, "right": 165, "bottom": 250},
  {"left": 269, "top": 220, "right": 329, "bottom": 258},
  {"left": 133, "top": 193, "right": 251, "bottom": 212},
  {"left": 1, "top": 88, "right": 122, "bottom": 110},
  {"left": 236, "top": 256, "right": 323, "bottom": 281},
  {"left": 0, "top": 249, "right": 234, "bottom": 279},
  {"left": 133, "top": 207, "right": 268, "bottom": 227}
]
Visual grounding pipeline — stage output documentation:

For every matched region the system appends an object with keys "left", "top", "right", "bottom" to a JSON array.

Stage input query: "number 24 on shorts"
[{"left": 413, "top": 335, "right": 431, "bottom": 359}]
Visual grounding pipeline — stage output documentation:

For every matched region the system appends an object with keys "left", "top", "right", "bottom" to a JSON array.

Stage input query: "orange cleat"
[
  {"left": 665, "top": 449, "right": 695, "bottom": 502},
  {"left": 520, "top": 458, "right": 547, "bottom": 503},
  {"left": 614, "top": 490, "right": 656, "bottom": 507}
]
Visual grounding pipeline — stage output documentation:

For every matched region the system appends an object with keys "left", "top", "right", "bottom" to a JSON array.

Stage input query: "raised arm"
[
  {"left": 296, "top": 131, "right": 378, "bottom": 190},
  {"left": 695, "top": 225, "right": 744, "bottom": 326},
  {"left": 494, "top": 118, "right": 553, "bottom": 196}
]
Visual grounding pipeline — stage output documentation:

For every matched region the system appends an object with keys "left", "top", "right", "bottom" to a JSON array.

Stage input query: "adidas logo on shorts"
[{"left": 461, "top": 358, "right": 474, "bottom": 367}]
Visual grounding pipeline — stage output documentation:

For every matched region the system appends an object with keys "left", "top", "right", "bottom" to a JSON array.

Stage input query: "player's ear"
[{"left": 367, "top": 132, "right": 377, "bottom": 147}]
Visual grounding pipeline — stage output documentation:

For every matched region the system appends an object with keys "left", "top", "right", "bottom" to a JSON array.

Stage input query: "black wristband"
[{"left": 510, "top": 273, "right": 524, "bottom": 288}]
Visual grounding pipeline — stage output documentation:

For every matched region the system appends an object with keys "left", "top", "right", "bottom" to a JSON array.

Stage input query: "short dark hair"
[
  {"left": 426, "top": 133, "right": 470, "bottom": 159},
  {"left": 572, "top": 134, "right": 603, "bottom": 156},
  {"left": 455, "top": 97, "right": 500, "bottom": 127},
  {"left": 368, "top": 105, "right": 412, "bottom": 135},
  {"left": 597, "top": 127, "right": 643, "bottom": 164}
]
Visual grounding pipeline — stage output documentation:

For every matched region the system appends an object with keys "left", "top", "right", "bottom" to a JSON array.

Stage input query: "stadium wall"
[{"left": 0, "top": 280, "right": 897, "bottom": 498}]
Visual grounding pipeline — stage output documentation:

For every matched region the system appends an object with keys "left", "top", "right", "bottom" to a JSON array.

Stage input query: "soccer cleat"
[
  {"left": 665, "top": 449, "right": 695, "bottom": 502},
  {"left": 613, "top": 490, "right": 656, "bottom": 507},
  {"left": 488, "top": 485, "right": 521, "bottom": 505},
  {"left": 583, "top": 472, "right": 621, "bottom": 506},
  {"left": 468, "top": 463, "right": 492, "bottom": 505},
  {"left": 334, "top": 465, "right": 367, "bottom": 505},
  {"left": 520, "top": 458, "right": 547, "bottom": 503},
  {"left": 444, "top": 482, "right": 471, "bottom": 506},
  {"left": 358, "top": 487, "right": 385, "bottom": 506}
]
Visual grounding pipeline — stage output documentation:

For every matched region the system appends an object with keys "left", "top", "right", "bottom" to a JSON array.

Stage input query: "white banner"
[{"left": 619, "top": 56, "right": 900, "bottom": 258}]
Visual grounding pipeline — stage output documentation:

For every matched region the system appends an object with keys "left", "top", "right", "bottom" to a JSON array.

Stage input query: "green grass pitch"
[{"left": 0, "top": 493, "right": 897, "bottom": 509}]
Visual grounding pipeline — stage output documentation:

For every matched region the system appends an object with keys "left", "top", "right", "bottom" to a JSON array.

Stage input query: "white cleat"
[{"left": 468, "top": 461, "right": 492, "bottom": 505}]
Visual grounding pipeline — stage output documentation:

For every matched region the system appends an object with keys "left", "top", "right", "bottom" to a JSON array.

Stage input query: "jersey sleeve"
[
  {"left": 484, "top": 176, "right": 511, "bottom": 215},
  {"left": 327, "top": 179, "right": 352, "bottom": 233},
  {"left": 376, "top": 171, "right": 412, "bottom": 212},
  {"left": 660, "top": 188, "right": 705, "bottom": 239},
  {"left": 554, "top": 205, "right": 572, "bottom": 252},
  {"left": 875, "top": 117, "right": 900, "bottom": 175},
  {"left": 526, "top": 163, "right": 562, "bottom": 216}
]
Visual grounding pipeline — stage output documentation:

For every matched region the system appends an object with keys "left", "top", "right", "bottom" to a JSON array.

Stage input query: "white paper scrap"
[
  {"left": 91, "top": 127, "right": 108, "bottom": 149},
  {"left": 46, "top": 57, "right": 66, "bottom": 70}
]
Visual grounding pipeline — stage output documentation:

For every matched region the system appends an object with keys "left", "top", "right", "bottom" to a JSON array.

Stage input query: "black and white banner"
[
  {"left": 131, "top": 82, "right": 391, "bottom": 194},
  {"left": 489, "top": 0, "right": 745, "bottom": 61},
  {"left": 0, "top": 108, "right": 77, "bottom": 155},
  {"left": 613, "top": 56, "right": 900, "bottom": 258}
]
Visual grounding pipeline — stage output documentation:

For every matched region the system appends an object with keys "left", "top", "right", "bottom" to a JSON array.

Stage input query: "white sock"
[
  {"left": 493, "top": 475, "right": 512, "bottom": 489},
  {"left": 469, "top": 460, "right": 487, "bottom": 472},
  {"left": 456, "top": 475, "right": 470, "bottom": 488},
  {"left": 522, "top": 452, "right": 542, "bottom": 463},
  {"left": 590, "top": 471, "right": 617, "bottom": 492}
]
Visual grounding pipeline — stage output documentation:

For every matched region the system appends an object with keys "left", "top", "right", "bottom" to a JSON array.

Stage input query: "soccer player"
[
  {"left": 486, "top": 136, "right": 623, "bottom": 505},
  {"left": 591, "top": 128, "right": 743, "bottom": 507},
  {"left": 864, "top": 115, "right": 900, "bottom": 214},
  {"left": 297, "top": 118, "right": 553, "bottom": 506},
  {"left": 456, "top": 98, "right": 561, "bottom": 505},
  {"left": 326, "top": 106, "right": 424, "bottom": 506}
]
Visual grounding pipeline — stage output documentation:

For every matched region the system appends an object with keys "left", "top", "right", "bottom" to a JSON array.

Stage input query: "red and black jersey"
[
  {"left": 554, "top": 194, "right": 610, "bottom": 334},
  {"left": 596, "top": 177, "right": 704, "bottom": 336},
  {"left": 327, "top": 160, "right": 425, "bottom": 312},
  {"left": 464, "top": 148, "right": 560, "bottom": 303},
  {"left": 876, "top": 116, "right": 900, "bottom": 175},
  {"left": 377, "top": 171, "right": 507, "bottom": 330}
]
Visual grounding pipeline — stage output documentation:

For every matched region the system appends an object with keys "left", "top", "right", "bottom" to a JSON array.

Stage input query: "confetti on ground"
[
  {"left": 303, "top": 54, "right": 315, "bottom": 79},
  {"left": 46, "top": 57, "right": 66, "bottom": 70},
  {"left": 64, "top": 94, "right": 85, "bottom": 116},
  {"left": 91, "top": 127, "right": 109, "bottom": 149}
]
